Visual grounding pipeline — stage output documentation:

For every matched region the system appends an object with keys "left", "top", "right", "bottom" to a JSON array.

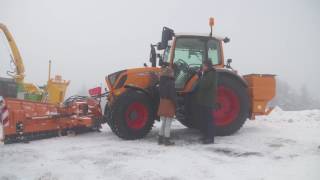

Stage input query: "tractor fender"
[
  {"left": 216, "top": 69, "right": 248, "bottom": 88},
  {"left": 123, "top": 84, "right": 160, "bottom": 104},
  {"left": 123, "top": 84, "right": 160, "bottom": 117},
  {"left": 124, "top": 84, "right": 151, "bottom": 96}
]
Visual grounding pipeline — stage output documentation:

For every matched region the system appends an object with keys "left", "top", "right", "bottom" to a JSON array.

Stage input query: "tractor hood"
[{"left": 106, "top": 67, "right": 161, "bottom": 91}]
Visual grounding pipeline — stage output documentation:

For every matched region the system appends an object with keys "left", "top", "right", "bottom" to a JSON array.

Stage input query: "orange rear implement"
[
  {"left": 244, "top": 74, "right": 276, "bottom": 119},
  {"left": 1, "top": 97, "right": 103, "bottom": 144}
]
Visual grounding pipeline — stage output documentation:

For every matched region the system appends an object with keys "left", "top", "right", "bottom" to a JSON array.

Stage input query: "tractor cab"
[
  {"left": 150, "top": 22, "right": 230, "bottom": 91},
  {"left": 161, "top": 33, "right": 225, "bottom": 90}
]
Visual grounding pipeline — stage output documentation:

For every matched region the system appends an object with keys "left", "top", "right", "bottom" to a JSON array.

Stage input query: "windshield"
[
  {"left": 174, "top": 38, "right": 205, "bottom": 66},
  {"left": 163, "top": 37, "right": 221, "bottom": 66}
]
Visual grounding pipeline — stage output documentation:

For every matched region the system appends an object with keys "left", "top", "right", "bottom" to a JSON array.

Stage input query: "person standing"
[
  {"left": 195, "top": 60, "right": 218, "bottom": 144},
  {"left": 157, "top": 66, "right": 176, "bottom": 146}
]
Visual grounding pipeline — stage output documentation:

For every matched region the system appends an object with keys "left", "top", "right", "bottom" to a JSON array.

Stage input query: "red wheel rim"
[
  {"left": 213, "top": 86, "right": 240, "bottom": 126},
  {"left": 125, "top": 102, "right": 149, "bottom": 130}
]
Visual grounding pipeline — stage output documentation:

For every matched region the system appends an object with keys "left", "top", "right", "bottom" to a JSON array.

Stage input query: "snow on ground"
[{"left": 0, "top": 108, "right": 320, "bottom": 180}]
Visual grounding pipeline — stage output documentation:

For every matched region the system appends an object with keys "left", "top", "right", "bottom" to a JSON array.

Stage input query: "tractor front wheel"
[{"left": 108, "top": 90, "right": 155, "bottom": 140}]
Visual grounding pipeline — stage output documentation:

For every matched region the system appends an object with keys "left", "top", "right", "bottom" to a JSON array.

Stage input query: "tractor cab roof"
[
  {"left": 175, "top": 33, "right": 226, "bottom": 41},
  {"left": 157, "top": 26, "right": 230, "bottom": 50}
]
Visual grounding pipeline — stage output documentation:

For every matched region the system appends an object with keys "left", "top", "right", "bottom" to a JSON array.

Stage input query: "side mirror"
[
  {"left": 223, "top": 37, "right": 230, "bottom": 43},
  {"left": 158, "top": 27, "right": 174, "bottom": 50},
  {"left": 149, "top": 45, "right": 157, "bottom": 67},
  {"left": 226, "top": 58, "right": 232, "bottom": 69}
]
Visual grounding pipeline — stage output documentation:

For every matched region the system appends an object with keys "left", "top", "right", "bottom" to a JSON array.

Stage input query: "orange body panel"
[
  {"left": 243, "top": 74, "right": 276, "bottom": 119},
  {"left": 106, "top": 67, "right": 161, "bottom": 103},
  {"left": 3, "top": 98, "right": 101, "bottom": 137},
  {"left": 123, "top": 67, "right": 160, "bottom": 89}
]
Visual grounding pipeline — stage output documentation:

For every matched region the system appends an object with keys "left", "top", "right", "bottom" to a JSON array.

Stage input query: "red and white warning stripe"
[{"left": 0, "top": 97, "right": 9, "bottom": 127}]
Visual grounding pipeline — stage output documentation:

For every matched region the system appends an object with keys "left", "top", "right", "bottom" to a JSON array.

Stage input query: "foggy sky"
[{"left": 0, "top": 0, "right": 319, "bottom": 97}]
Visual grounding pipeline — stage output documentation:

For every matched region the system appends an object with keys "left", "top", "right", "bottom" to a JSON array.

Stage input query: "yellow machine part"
[
  {"left": 0, "top": 23, "right": 25, "bottom": 83},
  {"left": 46, "top": 75, "right": 70, "bottom": 104},
  {"left": 23, "top": 83, "right": 42, "bottom": 93},
  {"left": 1, "top": 23, "right": 69, "bottom": 104}
]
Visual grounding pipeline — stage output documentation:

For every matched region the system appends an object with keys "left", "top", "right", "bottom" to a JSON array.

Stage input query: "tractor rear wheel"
[
  {"left": 214, "top": 75, "right": 249, "bottom": 136},
  {"left": 109, "top": 90, "right": 155, "bottom": 140},
  {"left": 181, "top": 74, "right": 249, "bottom": 136}
]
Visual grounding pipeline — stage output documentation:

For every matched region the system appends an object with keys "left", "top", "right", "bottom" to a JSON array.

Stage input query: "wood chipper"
[
  {"left": 0, "top": 23, "right": 104, "bottom": 144},
  {"left": 103, "top": 18, "right": 276, "bottom": 140}
]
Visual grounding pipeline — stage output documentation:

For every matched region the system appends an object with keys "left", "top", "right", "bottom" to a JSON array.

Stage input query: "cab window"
[
  {"left": 173, "top": 38, "right": 205, "bottom": 66},
  {"left": 173, "top": 37, "right": 221, "bottom": 65},
  {"left": 163, "top": 47, "right": 170, "bottom": 63},
  {"left": 207, "top": 39, "right": 221, "bottom": 65}
]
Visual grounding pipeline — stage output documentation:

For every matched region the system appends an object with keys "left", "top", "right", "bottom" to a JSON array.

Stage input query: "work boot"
[
  {"left": 158, "top": 135, "right": 164, "bottom": 145},
  {"left": 163, "top": 137, "right": 175, "bottom": 146},
  {"left": 202, "top": 138, "right": 214, "bottom": 145}
]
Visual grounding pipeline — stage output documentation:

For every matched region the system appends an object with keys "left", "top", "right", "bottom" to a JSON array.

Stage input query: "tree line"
[{"left": 273, "top": 79, "right": 320, "bottom": 111}]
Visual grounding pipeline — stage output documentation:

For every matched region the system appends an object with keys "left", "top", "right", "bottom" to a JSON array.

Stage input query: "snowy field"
[{"left": 0, "top": 108, "right": 320, "bottom": 180}]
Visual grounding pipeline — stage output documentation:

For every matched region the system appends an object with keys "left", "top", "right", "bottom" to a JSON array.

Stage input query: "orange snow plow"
[{"left": 1, "top": 95, "right": 104, "bottom": 144}]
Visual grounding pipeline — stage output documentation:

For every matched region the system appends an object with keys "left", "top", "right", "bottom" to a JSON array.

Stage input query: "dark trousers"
[{"left": 198, "top": 105, "right": 215, "bottom": 140}]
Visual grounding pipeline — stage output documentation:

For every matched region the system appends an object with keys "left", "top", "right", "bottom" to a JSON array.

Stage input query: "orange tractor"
[{"left": 103, "top": 19, "right": 276, "bottom": 139}]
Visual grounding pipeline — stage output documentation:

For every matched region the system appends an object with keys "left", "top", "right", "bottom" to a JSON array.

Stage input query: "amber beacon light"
[{"left": 209, "top": 17, "right": 215, "bottom": 36}]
